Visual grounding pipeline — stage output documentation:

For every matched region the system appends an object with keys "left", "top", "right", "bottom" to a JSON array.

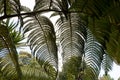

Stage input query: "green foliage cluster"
[{"left": 0, "top": 0, "right": 120, "bottom": 80}]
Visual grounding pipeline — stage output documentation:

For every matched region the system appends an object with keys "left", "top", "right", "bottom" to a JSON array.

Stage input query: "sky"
[
  {"left": 99, "top": 62, "right": 120, "bottom": 80},
  {"left": 20, "top": 0, "right": 120, "bottom": 80}
]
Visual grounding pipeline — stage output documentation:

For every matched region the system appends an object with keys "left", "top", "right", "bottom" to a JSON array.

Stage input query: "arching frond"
[
  {"left": 21, "top": 59, "right": 53, "bottom": 80},
  {"left": 56, "top": 13, "right": 86, "bottom": 63},
  {"left": 34, "top": 0, "right": 69, "bottom": 11},
  {"left": 60, "top": 56, "right": 82, "bottom": 80},
  {"left": 106, "top": 27, "right": 120, "bottom": 64},
  {"left": 70, "top": 0, "right": 111, "bottom": 17},
  {"left": 87, "top": 16, "right": 120, "bottom": 64},
  {"left": 84, "top": 29, "right": 104, "bottom": 80},
  {"left": 34, "top": 0, "right": 69, "bottom": 19},
  {"left": 34, "top": 0, "right": 51, "bottom": 11},
  {"left": 0, "top": 0, "right": 21, "bottom": 15},
  {"left": 0, "top": 0, "right": 4, "bottom": 15},
  {"left": 23, "top": 15, "right": 58, "bottom": 69},
  {"left": 105, "top": 0, "right": 120, "bottom": 25},
  {"left": 101, "top": 53, "right": 113, "bottom": 75},
  {"left": 1, "top": 19, "right": 23, "bottom": 45},
  {"left": 18, "top": 52, "right": 56, "bottom": 80},
  {"left": 0, "top": 20, "right": 22, "bottom": 79},
  {"left": 87, "top": 17, "right": 111, "bottom": 48},
  {"left": 21, "top": 6, "right": 31, "bottom": 12},
  {"left": 0, "top": 52, "right": 18, "bottom": 80}
]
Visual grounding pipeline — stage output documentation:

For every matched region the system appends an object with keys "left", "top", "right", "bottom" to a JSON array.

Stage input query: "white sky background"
[
  {"left": 99, "top": 62, "right": 120, "bottom": 80},
  {"left": 20, "top": 0, "right": 120, "bottom": 80}
]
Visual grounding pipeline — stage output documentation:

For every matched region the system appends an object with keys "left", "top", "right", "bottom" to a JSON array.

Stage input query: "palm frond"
[
  {"left": 0, "top": 0, "right": 21, "bottom": 15},
  {"left": 51, "top": 0, "right": 70, "bottom": 20},
  {"left": 87, "top": 16, "right": 120, "bottom": 64},
  {"left": 21, "top": 59, "right": 52, "bottom": 80},
  {"left": 101, "top": 53, "right": 113, "bottom": 75},
  {"left": 87, "top": 17, "right": 111, "bottom": 49},
  {"left": 61, "top": 56, "right": 82, "bottom": 80},
  {"left": 0, "top": 20, "right": 22, "bottom": 79},
  {"left": 23, "top": 15, "right": 58, "bottom": 69},
  {"left": 106, "top": 27, "right": 120, "bottom": 64},
  {"left": 83, "top": 29, "right": 104, "bottom": 79},
  {"left": 70, "top": 0, "right": 110, "bottom": 18},
  {"left": 21, "top": 5, "right": 31, "bottom": 12},
  {"left": 51, "top": 0, "right": 65, "bottom": 11},
  {"left": 34, "top": 0, "right": 51, "bottom": 11},
  {"left": 0, "top": 0, "right": 4, "bottom": 15},
  {"left": 1, "top": 19, "right": 23, "bottom": 45},
  {"left": 34, "top": 0, "right": 68, "bottom": 11},
  {"left": 104, "top": 0, "right": 120, "bottom": 25},
  {"left": 56, "top": 13, "right": 86, "bottom": 63},
  {"left": 34, "top": 0, "right": 69, "bottom": 19},
  {"left": 0, "top": 52, "right": 18, "bottom": 80},
  {"left": 18, "top": 52, "right": 56, "bottom": 80}
]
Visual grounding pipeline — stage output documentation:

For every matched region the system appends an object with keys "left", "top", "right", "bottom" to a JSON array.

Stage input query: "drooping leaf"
[
  {"left": 0, "top": 0, "right": 21, "bottom": 15},
  {"left": 0, "top": 52, "right": 18, "bottom": 80},
  {"left": 23, "top": 15, "right": 58, "bottom": 69},
  {"left": 18, "top": 51, "right": 56, "bottom": 80},
  {"left": 0, "top": 22, "right": 22, "bottom": 80},
  {"left": 20, "top": 59, "right": 53, "bottom": 80},
  {"left": 106, "top": 27, "right": 120, "bottom": 64},
  {"left": 70, "top": 0, "right": 111, "bottom": 18},
  {"left": 56, "top": 13, "right": 86, "bottom": 63},
  {"left": 87, "top": 16, "right": 120, "bottom": 64},
  {"left": 101, "top": 53, "right": 113, "bottom": 75},
  {"left": 34, "top": 0, "right": 51, "bottom": 11},
  {"left": 83, "top": 29, "right": 105, "bottom": 80},
  {"left": 61, "top": 56, "right": 82, "bottom": 80},
  {"left": 104, "top": 0, "right": 120, "bottom": 25}
]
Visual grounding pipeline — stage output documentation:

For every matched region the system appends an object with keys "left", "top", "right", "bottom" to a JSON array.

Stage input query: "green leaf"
[
  {"left": 101, "top": 53, "right": 113, "bottom": 75},
  {"left": 23, "top": 15, "right": 58, "bottom": 69},
  {"left": 0, "top": 23, "right": 22, "bottom": 80},
  {"left": 56, "top": 13, "right": 86, "bottom": 63},
  {"left": 84, "top": 29, "right": 105, "bottom": 79}
]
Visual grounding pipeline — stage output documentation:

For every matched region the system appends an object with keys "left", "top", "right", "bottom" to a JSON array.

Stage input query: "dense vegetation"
[{"left": 0, "top": 0, "right": 120, "bottom": 80}]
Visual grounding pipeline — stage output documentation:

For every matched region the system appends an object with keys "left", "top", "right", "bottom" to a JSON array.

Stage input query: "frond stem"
[
  {"left": 4, "top": 0, "right": 7, "bottom": 16},
  {"left": 0, "top": 9, "right": 91, "bottom": 20}
]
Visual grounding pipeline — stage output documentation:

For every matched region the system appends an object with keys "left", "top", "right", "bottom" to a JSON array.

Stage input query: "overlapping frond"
[
  {"left": 60, "top": 56, "right": 82, "bottom": 80},
  {"left": 56, "top": 13, "right": 86, "bottom": 63},
  {"left": 0, "top": 0, "right": 4, "bottom": 15},
  {"left": 22, "top": 15, "right": 58, "bottom": 69},
  {"left": 105, "top": 0, "right": 120, "bottom": 25},
  {"left": 18, "top": 51, "right": 56, "bottom": 80},
  {"left": 70, "top": 0, "right": 110, "bottom": 17},
  {"left": 87, "top": 17, "right": 111, "bottom": 48},
  {"left": 106, "top": 27, "right": 120, "bottom": 64},
  {"left": 0, "top": 52, "right": 18, "bottom": 80},
  {"left": 0, "top": 0, "right": 21, "bottom": 15},
  {"left": 21, "top": 59, "right": 52, "bottom": 80},
  {"left": 52, "top": 0, "right": 69, "bottom": 12},
  {"left": 34, "top": 0, "right": 51, "bottom": 11},
  {"left": 0, "top": 20, "right": 22, "bottom": 79},
  {"left": 101, "top": 53, "right": 113, "bottom": 75},
  {"left": 34, "top": 0, "right": 68, "bottom": 11},
  {"left": 2, "top": 19, "right": 23, "bottom": 45},
  {"left": 0, "top": 0, "right": 119, "bottom": 80},
  {"left": 84, "top": 29, "right": 104, "bottom": 79},
  {"left": 87, "top": 16, "right": 120, "bottom": 64}
]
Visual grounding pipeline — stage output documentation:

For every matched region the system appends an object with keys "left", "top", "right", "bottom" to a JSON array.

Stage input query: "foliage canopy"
[{"left": 0, "top": 0, "right": 120, "bottom": 80}]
